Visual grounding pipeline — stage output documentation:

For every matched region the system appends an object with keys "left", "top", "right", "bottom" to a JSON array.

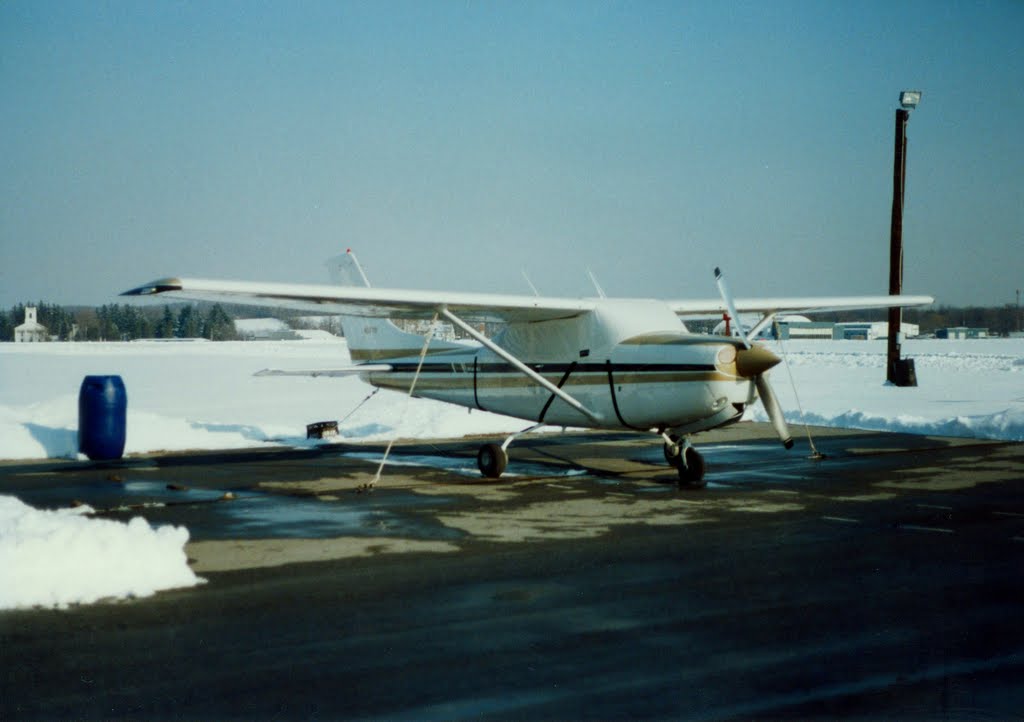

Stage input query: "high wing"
[
  {"left": 670, "top": 295, "right": 934, "bottom": 317},
  {"left": 122, "top": 277, "right": 596, "bottom": 323},
  {"left": 122, "top": 277, "right": 933, "bottom": 323}
]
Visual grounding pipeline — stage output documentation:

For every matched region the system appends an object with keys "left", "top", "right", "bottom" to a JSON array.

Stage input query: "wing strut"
[
  {"left": 744, "top": 313, "right": 777, "bottom": 343},
  {"left": 440, "top": 308, "right": 604, "bottom": 425}
]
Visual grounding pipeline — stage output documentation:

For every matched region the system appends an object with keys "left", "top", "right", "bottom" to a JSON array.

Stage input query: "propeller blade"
[
  {"left": 714, "top": 266, "right": 747, "bottom": 346},
  {"left": 755, "top": 374, "right": 794, "bottom": 449},
  {"left": 717, "top": 266, "right": 792, "bottom": 450}
]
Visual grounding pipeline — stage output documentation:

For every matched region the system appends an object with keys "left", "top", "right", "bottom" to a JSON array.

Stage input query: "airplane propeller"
[{"left": 714, "top": 267, "right": 794, "bottom": 450}]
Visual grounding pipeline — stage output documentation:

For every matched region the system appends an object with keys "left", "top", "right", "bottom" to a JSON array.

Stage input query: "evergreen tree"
[
  {"left": 175, "top": 305, "right": 201, "bottom": 338},
  {"left": 10, "top": 304, "right": 26, "bottom": 340},
  {"left": 0, "top": 309, "right": 12, "bottom": 341},
  {"left": 202, "top": 304, "right": 236, "bottom": 340},
  {"left": 156, "top": 306, "right": 175, "bottom": 338},
  {"left": 120, "top": 304, "right": 152, "bottom": 339},
  {"left": 41, "top": 303, "right": 75, "bottom": 340},
  {"left": 96, "top": 305, "right": 120, "bottom": 341},
  {"left": 74, "top": 307, "right": 98, "bottom": 341}
]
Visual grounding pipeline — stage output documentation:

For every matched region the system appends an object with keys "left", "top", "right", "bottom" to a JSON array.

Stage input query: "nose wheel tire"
[
  {"left": 676, "top": 448, "right": 707, "bottom": 489},
  {"left": 478, "top": 443, "right": 508, "bottom": 479}
]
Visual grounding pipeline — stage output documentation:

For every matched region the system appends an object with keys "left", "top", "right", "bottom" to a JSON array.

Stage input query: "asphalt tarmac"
[{"left": 2, "top": 424, "right": 1024, "bottom": 720}]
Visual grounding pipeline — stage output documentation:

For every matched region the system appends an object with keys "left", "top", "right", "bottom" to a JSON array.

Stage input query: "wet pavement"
[{"left": 2, "top": 423, "right": 1024, "bottom": 719}]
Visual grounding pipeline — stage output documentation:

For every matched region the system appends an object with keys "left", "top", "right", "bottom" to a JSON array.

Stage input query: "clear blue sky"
[{"left": 2, "top": 1, "right": 1021, "bottom": 307}]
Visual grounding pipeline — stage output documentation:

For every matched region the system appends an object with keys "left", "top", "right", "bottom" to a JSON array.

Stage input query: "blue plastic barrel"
[{"left": 78, "top": 375, "right": 127, "bottom": 461}]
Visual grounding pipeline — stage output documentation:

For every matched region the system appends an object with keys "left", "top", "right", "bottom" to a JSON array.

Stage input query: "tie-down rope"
[
  {"left": 368, "top": 313, "right": 438, "bottom": 487},
  {"left": 773, "top": 320, "right": 824, "bottom": 460}
]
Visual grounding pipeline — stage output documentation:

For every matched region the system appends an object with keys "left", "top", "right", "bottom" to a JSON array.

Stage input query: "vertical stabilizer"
[
  {"left": 326, "top": 248, "right": 373, "bottom": 288},
  {"left": 325, "top": 249, "right": 465, "bottom": 361}
]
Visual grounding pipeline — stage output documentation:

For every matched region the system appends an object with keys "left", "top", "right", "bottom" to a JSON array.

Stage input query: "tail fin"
[
  {"left": 325, "top": 248, "right": 373, "bottom": 288},
  {"left": 324, "top": 249, "right": 464, "bottom": 361}
]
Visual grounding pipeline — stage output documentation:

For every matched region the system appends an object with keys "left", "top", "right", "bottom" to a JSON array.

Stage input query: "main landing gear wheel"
[
  {"left": 676, "top": 448, "right": 707, "bottom": 489},
  {"left": 477, "top": 443, "right": 508, "bottom": 479}
]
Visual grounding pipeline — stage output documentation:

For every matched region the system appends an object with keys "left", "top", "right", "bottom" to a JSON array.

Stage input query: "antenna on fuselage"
[
  {"left": 586, "top": 268, "right": 607, "bottom": 299},
  {"left": 521, "top": 269, "right": 540, "bottom": 297},
  {"left": 346, "top": 248, "right": 373, "bottom": 288}
]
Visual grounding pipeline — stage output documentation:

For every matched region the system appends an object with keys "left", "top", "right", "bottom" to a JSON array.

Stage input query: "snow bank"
[
  {"left": 746, "top": 339, "right": 1024, "bottom": 442},
  {"left": 0, "top": 495, "right": 202, "bottom": 609},
  {"left": 756, "top": 407, "right": 1024, "bottom": 443}
]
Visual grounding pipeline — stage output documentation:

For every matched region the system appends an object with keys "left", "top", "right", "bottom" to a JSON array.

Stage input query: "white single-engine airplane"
[{"left": 123, "top": 252, "right": 932, "bottom": 487}]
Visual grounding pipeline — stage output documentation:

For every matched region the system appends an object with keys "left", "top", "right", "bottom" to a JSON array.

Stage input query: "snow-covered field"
[
  {"left": 0, "top": 337, "right": 527, "bottom": 461},
  {"left": 2, "top": 337, "right": 1022, "bottom": 461},
  {"left": 2, "top": 336, "right": 1022, "bottom": 610}
]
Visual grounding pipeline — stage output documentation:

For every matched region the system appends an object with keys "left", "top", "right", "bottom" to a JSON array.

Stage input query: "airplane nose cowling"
[{"left": 735, "top": 344, "right": 782, "bottom": 378}]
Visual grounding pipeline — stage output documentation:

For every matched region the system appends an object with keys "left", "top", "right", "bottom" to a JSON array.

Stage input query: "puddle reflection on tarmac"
[
  {"left": 341, "top": 450, "right": 590, "bottom": 480},
  {"left": 14, "top": 478, "right": 463, "bottom": 543},
  {"left": 8, "top": 438, "right": 846, "bottom": 546}
]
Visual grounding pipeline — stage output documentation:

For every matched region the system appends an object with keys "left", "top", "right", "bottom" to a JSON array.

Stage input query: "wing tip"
[{"left": 121, "top": 277, "right": 184, "bottom": 297}]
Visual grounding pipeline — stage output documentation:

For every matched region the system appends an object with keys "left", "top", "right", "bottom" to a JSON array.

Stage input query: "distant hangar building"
[
  {"left": 831, "top": 321, "right": 920, "bottom": 341},
  {"left": 761, "top": 318, "right": 920, "bottom": 341},
  {"left": 935, "top": 327, "right": 988, "bottom": 340},
  {"left": 718, "top": 316, "right": 920, "bottom": 341}
]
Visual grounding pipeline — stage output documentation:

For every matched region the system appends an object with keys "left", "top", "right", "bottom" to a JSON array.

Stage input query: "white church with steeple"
[{"left": 14, "top": 306, "right": 48, "bottom": 343}]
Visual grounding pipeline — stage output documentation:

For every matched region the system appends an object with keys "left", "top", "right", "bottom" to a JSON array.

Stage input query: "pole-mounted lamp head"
[{"left": 899, "top": 90, "right": 922, "bottom": 111}]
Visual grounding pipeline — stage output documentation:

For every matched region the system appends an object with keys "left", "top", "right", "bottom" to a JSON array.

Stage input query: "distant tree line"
[
  {"left": 903, "top": 305, "right": 1023, "bottom": 337},
  {"left": 2, "top": 300, "right": 1021, "bottom": 342},
  {"left": 0, "top": 302, "right": 238, "bottom": 342}
]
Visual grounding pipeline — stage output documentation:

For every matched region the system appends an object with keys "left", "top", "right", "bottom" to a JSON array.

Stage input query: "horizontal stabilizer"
[{"left": 254, "top": 365, "right": 392, "bottom": 378}]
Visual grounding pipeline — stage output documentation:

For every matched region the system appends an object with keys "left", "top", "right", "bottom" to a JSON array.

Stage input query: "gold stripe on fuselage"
[
  {"left": 350, "top": 347, "right": 470, "bottom": 361},
  {"left": 368, "top": 370, "right": 735, "bottom": 393},
  {"left": 620, "top": 334, "right": 737, "bottom": 346}
]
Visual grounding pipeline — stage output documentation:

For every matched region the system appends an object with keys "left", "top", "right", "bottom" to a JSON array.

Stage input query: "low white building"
[
  {"left": 833, "top": 321, "right": 919, "bottom": 341},
  {"left": 233, "top": 317, "right": 300, "bottom": 340},
  {"left": 14, "top": 307, "right": 48, "bottom": 343}
]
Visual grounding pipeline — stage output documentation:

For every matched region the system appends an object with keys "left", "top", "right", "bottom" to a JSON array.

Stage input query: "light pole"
[{"left": 886, "top": 90, "right": 921, "bottom": 386}]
